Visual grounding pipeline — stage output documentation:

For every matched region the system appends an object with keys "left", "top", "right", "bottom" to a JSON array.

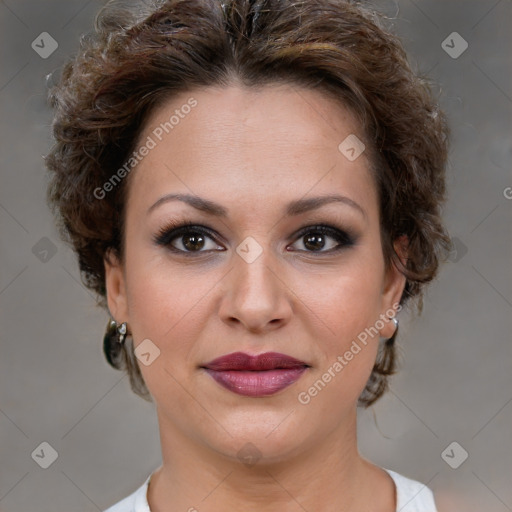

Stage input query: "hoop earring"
[
  {"left": 103, "top": 319, "right": 128, "bottom": 347},
  {"left": 387, "top": 317, "right": 399, "bottom": 345}
]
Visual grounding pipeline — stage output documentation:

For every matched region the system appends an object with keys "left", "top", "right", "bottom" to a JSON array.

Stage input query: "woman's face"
[{"left": 105, "top": 83, "right": 405, "bottom": 462}]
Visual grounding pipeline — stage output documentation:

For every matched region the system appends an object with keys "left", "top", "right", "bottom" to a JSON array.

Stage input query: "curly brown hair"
[{"left": 45, "top": 0, "right": 451, "bottom": 407}]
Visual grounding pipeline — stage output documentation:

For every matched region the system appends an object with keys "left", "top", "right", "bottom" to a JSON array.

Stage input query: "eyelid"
[
  {"left": 291, "top": 224, "right": 355, "bottom": 245},
  {"left": 153, "top": 220, "right": 222, "bottom": 248}
]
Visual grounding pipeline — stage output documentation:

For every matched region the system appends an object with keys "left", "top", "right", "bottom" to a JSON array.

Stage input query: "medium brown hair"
[{"left": 45, "top": 0, "right": 451, "bottom": 406}]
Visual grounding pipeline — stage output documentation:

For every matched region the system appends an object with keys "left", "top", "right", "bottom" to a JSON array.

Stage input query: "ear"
[
  {"left": 104, "top": 249, "right": 129, "bottom": 324},
  {"left": 379, "top": 234, "right": 408, "bottom": 338}
]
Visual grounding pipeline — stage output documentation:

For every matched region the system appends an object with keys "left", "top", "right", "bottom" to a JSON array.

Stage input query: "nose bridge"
[
  {"left": 235, "top": 239, "right": 276, "bottom": 298},
  {"left": 219, "top": 236, "right": 292, "bottom": 331}
]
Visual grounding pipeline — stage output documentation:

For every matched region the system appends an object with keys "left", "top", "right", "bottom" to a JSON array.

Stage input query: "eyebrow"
[{"left": 147, "top": 193, "right": 366, "bottom": 219}]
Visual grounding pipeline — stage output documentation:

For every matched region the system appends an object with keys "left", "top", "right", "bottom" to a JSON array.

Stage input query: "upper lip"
[{"left": 202, "top": 351, "right": 310, "bottom": 371}]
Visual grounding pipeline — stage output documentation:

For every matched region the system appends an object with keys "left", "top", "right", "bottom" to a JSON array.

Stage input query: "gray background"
[{"left": 1, "top": 1, "right": 511, "bottom": 511}]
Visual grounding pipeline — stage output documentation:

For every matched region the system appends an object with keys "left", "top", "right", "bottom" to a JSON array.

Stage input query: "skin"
[{"left": 105, "top": 83, "right": 407, "bottom": 512}]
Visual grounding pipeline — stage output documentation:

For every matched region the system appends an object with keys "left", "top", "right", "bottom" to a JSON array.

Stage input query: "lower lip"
[{"left": 203, "top": 367, "right": 308, "bottom": 397}]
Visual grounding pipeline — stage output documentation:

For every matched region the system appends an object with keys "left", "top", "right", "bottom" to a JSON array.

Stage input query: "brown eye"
[
  {"left": 160, "top": 229, "right": 219, "bottom": 252},
  {"left": 303, "top": 232, "right": 329, "bottom": 251},
  {"left": 154, "top": 222, "right": 224, "bottom": 254},
  {"left": 180, "top": 232, "right": 206, "bottom": 252},
  {"left": 289, "top": 225, "right": 355, "bottom": 253}
]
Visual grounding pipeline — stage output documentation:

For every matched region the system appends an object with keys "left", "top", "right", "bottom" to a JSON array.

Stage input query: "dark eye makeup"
[{"left": 152, "top": 218, "right": 357, "bottom": 257}]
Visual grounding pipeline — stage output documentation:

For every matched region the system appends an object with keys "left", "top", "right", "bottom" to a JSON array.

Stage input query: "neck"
[{"left": 147, "top": 406, "right": 391, "bottom": 512}]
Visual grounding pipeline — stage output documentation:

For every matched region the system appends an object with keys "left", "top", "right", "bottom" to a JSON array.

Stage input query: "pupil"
[
  {"left": 184, "top": 234, "right": 205, "bottom": 251},
  {"left": 304, "top": 233, "right": 325, "bottom": 251}
]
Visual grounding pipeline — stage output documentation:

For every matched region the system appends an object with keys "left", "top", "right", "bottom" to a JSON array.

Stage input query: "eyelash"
[{"left": 153, "top": 220, "right": 356, "bottom": 256}]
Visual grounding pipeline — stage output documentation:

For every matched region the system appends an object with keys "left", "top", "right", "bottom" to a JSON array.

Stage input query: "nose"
[{"left": 218, "top": 244, "right": 293, "bottom": 333}]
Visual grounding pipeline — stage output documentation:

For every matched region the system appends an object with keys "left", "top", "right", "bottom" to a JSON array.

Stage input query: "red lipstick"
[{"left": 201, "top": 352, "right": 309, "bottom": 397}]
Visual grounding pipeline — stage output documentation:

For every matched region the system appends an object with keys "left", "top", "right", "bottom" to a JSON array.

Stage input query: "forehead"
[{"left": 126, "top": 83, "right": 377, "bottom": 220}]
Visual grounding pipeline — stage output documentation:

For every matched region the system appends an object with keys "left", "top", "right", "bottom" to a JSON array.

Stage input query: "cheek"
[
  {"left": 123, "top": 268, "right": 189, "bottom": 398},
  {"left": 122, "top": 247, "right": 199, "bottom": 349},
  {"left": 294, "top": 253, "right": 385, "bottom": 402},
  {"left": 303, "top": 254, "right": 385, "bottom": 343}
]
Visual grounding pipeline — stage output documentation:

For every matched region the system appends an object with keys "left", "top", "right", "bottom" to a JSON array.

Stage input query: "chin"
[{"left": 198, "top": 406, "right": 317, "bottom": 464}]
